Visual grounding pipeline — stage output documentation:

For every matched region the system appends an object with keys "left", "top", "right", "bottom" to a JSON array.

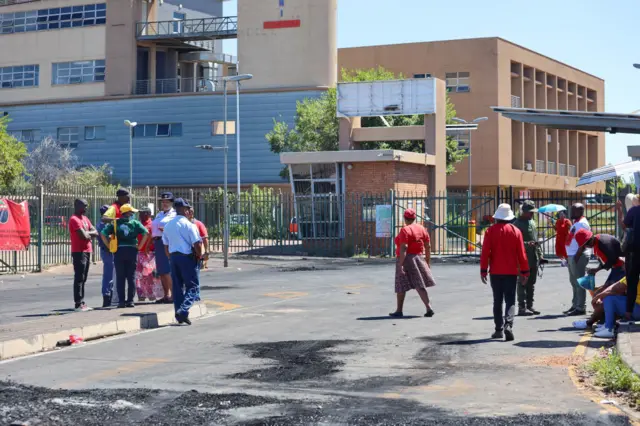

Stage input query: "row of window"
[
  {"left": 1, "top": 60, "right": 105, "bottom": 89},
  {"left": 413, "top": 71, "right": 471, "bottom": 93},
  {"left": 0, "top": 3, "right": 106, "bottom": 35}
]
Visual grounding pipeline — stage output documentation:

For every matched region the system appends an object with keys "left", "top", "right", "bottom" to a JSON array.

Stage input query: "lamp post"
[
  {"left": 124, "top": 120, "right": 137, "bottom": 189},
  {"left": 451, "top": 116, "right": 488, "bottom": 218}
]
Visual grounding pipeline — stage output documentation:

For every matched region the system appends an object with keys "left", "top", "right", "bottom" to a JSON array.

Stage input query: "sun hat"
[
  {"left": 404, "top": 208, "right": 417, "bottom": 220},
  {"left": 574, "top": 228, "right": 594, "bottom": 247},
  {"left": 120, "top": 204, "right": 139, "bottom": 214},
  {"left": 493, "top": 204, "right": 515, "bottom": 221}
]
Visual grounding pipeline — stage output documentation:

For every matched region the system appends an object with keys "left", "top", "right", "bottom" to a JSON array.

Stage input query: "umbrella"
[
  {"left": 537, "top": 204, "right": 567, "bottom": 214},
  {"left": 577, "top": 161, "right": 640, "bottom": 187}
]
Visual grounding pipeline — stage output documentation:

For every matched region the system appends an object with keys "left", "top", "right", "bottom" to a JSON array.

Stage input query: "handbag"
[{"left": 108, "top": 219, "right": 118, "bottom": 253}]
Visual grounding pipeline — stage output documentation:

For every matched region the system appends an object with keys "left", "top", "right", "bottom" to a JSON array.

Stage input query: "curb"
[
  {"left": 0, "top": 302, "right": 208, "bottom": 361},
  {"left": 617, "top": 322, "right": 640, "bottom": 377}
]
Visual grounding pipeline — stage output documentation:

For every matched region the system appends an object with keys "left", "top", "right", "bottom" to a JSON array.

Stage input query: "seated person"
[
  {"left": 592, "top": 277, "right": 640, "bottom": 338},
  {"left": 573, "top": 277, "right": 627, "bottom": 331}
]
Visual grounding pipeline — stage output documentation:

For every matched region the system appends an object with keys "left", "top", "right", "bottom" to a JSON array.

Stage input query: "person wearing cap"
[
  {"left": 162, "top": 198, "right": 203, "bottom": 325},
  {"left": 135, "top": 207, "right": 161, "bottom": 302},
  {"left": 565, "top": 203, "right": 591, "bottom": 316},
  {"left": 480, "top": 204, "right": 529, "bottom": 341},
  {"left": 96, "top": 204, "right": 118, "bottom": 307},
  {"left": 101, "top": 204, "right": 150, "bottom": 308},
  {"left": 151, "top": 192, "right": 176, "bottom": 304},
  {"left": 101, "top": 188, "right": 130, "bottom": 223},
  {"left": 389, "top": 208, "right": 436, "bottom": 319},
  {"left": 68, "top": 199, "right": 99, "bottom": 312},
  {"left": 512, "top": 200, "right": 543, "bottom": 316}
]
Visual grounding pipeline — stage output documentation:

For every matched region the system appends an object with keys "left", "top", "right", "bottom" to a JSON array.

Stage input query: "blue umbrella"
[{"left": 538, "top": 204, "right": 567, "bottom": 214}]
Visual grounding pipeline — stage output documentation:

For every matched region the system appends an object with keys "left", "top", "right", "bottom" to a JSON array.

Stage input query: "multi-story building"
[{"left": 339, "top": 37, "right": 606, "bottom": 193}]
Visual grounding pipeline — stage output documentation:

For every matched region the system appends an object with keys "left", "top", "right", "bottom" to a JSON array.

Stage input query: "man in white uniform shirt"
[
  {"left": 565, "top": 203, "right": 591, "bottom": 316},
  {"left": 152, "top": 192, "right": 177, "bottom": 304}
]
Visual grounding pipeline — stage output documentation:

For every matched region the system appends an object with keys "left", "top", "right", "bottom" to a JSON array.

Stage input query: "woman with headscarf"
[
  {"left": 389, "top": 208, "right": 436, "bottom": 318},
  {"left": 135, "top": 207, "right": 162, "bottom": 302}
]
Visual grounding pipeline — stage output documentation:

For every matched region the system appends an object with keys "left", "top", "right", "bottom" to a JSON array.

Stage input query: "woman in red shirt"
[
  {"left": 390, "top": 208, "right": 436, "bottom": 318},
  {"left": 135, "top": 207, "right": 162, "bottom": 302},
  {"left": 555, "top": 210, "right": 571, "bottom": 260}
]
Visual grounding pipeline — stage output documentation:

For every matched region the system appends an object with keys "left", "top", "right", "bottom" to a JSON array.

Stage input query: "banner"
[
  {"left": 375, "top": 205, "right": 392, "bottom": 238},
  {"left": 0, "top": 199, "right": 31, "bottom": 251}
]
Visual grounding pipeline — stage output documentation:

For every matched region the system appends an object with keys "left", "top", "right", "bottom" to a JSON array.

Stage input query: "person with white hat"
[{"left": 480, "top": 204, "right": 530, "bottom": 342}]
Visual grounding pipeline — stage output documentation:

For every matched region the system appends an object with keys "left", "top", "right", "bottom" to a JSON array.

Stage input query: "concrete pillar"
[
  {"left": 149, "top": 44, "right": 157, "bottom": 94},
  {"left": 338, "top": 117, "right": 361, "bottom": 150}
]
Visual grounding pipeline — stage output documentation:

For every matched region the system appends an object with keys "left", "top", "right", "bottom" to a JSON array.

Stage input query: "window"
[
  {"left": 413, "top": 73, "right": 432, "bottom": 79},
  {"left": 212, "top": 120, "right": 236, "bottom": 135},
  {"left": 0, "top": 64, "right": 39, "bottom": 89},
  {"left": 0, "top": 4, "right": 105, "bottom": 35},
  {"left": 452, "top": 132, "right": 470, "bottom": 152},
  {"left": 57, "top": 126, "right": 79, "bottom": 148},
  {"left": 84, "top": 125, "right": 105, "bottom": 140},
  {"left": 172, "top": 11, "right": 186, "bottom": 33},
  {"left": 362, "top": 196, "right": 386, "bottom": 222},
  {"left": 446, "top": 72, "right": 470, "bottom": 93},
  {"left": 133, "top": 123, "right": 182, "bottom": 138},
  {"left": 52, "top": 60, "right": 105, "bottom": 85},
  {"left": 10, "top": 129, "right": 40, "bottom": 143}
]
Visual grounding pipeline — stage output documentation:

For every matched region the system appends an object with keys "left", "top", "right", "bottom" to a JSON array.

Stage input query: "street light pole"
[
  {"left": 451, "top": 117, "right": 488, "bottom": 219},
  {"left": 124, "top": 120, "right": 137, "bottom": 190},
  {"left": 236, "top": 80, "right": 241, "bottom": 208},
  {"left": 223, "top": 79, "right": 229, "bottom": 268}
]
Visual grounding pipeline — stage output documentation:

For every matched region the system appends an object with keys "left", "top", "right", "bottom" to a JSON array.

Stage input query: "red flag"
[{"left": 0, "top": 199, "right": 31, "bottom": 251}]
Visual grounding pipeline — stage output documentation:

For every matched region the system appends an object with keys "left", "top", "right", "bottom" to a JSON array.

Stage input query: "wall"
[
  {"left": 4, "top": 90, "right": 324, "bottom": 186},
  {"left": 105, "top": 0, "right": 140, "bottom": 97},
  {"left": 237, "top": 0, "right": 337, "bottom": 89}
]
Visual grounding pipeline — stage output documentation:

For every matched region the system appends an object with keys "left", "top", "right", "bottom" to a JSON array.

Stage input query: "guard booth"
[{"left": 280, "top": 78, "right": 448, "bottom": 256}]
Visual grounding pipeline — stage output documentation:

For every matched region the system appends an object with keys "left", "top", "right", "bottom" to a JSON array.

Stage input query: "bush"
[{"left": 587, "top": 349, "right": 640, "bottom": 405}]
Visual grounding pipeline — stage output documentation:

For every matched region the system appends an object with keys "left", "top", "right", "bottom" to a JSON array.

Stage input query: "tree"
[
  {"left": 0, "top": 116, "right": 27, "bottom": 190},
  {"left": 266, "top": 67, "right": 467, "bottom": 175},
  {"left": 25, "top": 137, "right": 78, "bottom": 187},
  {"left": 59, "top": 164, "right": 115, "bottom": 188}
]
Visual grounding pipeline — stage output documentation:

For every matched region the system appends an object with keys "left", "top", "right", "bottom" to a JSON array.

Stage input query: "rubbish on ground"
[
  {"left": 600, "top": 399, "right": 617, "bottom": 405},
  {"left": 69, "top": 334, "right": 84, "bottom": 345}
]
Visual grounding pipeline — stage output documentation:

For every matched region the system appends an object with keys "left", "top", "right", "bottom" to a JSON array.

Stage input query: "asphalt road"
[{"left": 0, "top": 261, "right": 632, "bottom": 425}]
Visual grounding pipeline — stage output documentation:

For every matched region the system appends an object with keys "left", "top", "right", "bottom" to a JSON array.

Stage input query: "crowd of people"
[{"left": 68, "top": 189, "right": 209, "bottom": 325}]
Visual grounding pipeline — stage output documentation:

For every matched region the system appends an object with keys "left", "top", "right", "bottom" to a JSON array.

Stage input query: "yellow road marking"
[
  {"left": 205, "top": 300, "right": 243, "bottom": 311},
  {"left": 59, "top": 358, "right": 168, "bottom": 388},
  {"left": 262, "top": 291, "right": 308, "bottom": 299}
]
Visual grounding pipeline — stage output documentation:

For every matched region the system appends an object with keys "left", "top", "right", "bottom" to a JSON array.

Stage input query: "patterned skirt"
[
  {"left": 395, "top": 254, "right": 436, "bottom": 293},
  {"left": 135, "top": 252, "right": 163, "bottom": 300}
]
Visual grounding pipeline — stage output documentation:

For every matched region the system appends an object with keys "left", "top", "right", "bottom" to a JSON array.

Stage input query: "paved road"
[{"left": 0, "top": 262, "right": 631, "bottom": 425}]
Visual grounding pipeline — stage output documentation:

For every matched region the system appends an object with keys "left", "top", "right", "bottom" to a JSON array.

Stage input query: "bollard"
[{"left": 467, "top": 220, "right": 476, "bottom": 252}]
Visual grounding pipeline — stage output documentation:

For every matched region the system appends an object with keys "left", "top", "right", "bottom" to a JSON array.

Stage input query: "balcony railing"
[
  {"left": 511, "top": 95, "right": 521, "bottom": 108},
  {"left": 548, "top": 161, "right": 556, "bottom": 175},
  {"left": 136, "top": 16, "right": 238, "bottom": 41},
  {"left": 568, "top": 165, "right": 577, "bottom": 177},
  {"left": 134, "top": 78, "right": 224, "bottom": 95},
  {"left": 535, "top": 160, "right": 545, "bottom": 173},
  {"left": 559, "top": 163, "right": 567, "bottom": 176}
]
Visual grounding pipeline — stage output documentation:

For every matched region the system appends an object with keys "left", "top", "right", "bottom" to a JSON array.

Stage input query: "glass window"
[
  {"left": 84, "top": 125, "right": 105, "bottom": 140},
  {"left": 52, "top": 60, "right": 106, "bottom": 85},
  {"left": 0, "top": 64, "right": 39, "bottom": 89},
  {"left": 0, "top": 4, "right": 106, "bottom": 35},
  {"left": 156, "top": 124, "right": 170, "bottom": 137},
  {"left": 9, "top": 129, "right": 40, "bottom": 143},
  {"left": 57, "top": 127, "right": 79, "bottom": 143},
  {"left": 211, "top": 120, "right": 235, "bottom": 135},
  {"left": 312, "top": 163, "right": 337, "bottom": 179},
  {"left": 446, "top": 72, "right": 471, "bottom": 93},
  {"left": 362, "top": 197, "right": 386, "bottom": 222},
  {"left": 133, "top": 123, "right": 182, "bottom": 138},
  {"left": 291, "top": 164, "right": 311, "bottom": 180}
]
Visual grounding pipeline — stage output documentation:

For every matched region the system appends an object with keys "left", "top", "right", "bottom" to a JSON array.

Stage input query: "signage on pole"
[{"left": 375, "top": 205, "right": 392, "bottom": 238}]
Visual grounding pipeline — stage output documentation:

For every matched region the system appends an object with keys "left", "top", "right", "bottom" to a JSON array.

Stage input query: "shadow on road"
[
  {"left": 357, "top": 316, "right": 420, "bottom": 321},
  {"left": 538, "top": 327, "right": 580, "bottom": 333},
  {"left": 513, "top": 340, "right": 579, "bottom": 348},
  {"left": 472, "top": 316, "right": 493, "bottom": 321},
  {"left": 439, "top": 338, "right": 497, "bottom": 346},
  {"left": 527, "top": 314, "right": 567, "bottom": 320}
]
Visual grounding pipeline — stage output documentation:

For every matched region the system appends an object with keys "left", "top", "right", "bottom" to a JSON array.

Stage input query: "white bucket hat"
[{"left": 493, "top": 203, "right": 515, "bottom": 221}]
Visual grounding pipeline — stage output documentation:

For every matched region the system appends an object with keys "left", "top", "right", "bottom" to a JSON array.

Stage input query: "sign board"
[
  {"left": 337, "top": 79, "right": 436, "bottom": 118},
  {"left": 375, "top": 205, "right": 392, "bottom": 238},
  {"left": 0, "top": 199, "right": 30, "bottom": 251}
]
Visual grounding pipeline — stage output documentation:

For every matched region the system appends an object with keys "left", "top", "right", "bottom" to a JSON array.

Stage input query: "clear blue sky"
[{"left": 224, "top": 0, "right": 639, "bottom": 165}]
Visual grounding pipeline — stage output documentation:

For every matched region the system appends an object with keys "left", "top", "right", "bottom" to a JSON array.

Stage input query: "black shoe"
[
  {"left": 518, "top": 308, "right": 530, "bottom": 316},
  {"left": 563, "top": 308, "right": 575, "bottom": 314},
  {"left": 568, "top": 309, "right": 586, "bottom": 316},
  {"left": 125, "top": 302, "right": 135, "bottom": 308},
  {"left": 527, "top": 307, "right": 541, "bottom": 315},
  {"left": 425, "top": 309, "right": 435, "bottom": 318},
  {"left": 389, "top": 311, "right": 404, "bottom": 318},
  {"left": 102, "top": 296, "right": 111, "bottom": 308},
  {"left": 504, "top": 328, "right": 515, "bottom": 341},
  {"left": 117, "top": 303, "right": 126, "bottom": 309},
  {"left": 175, "top": 313, "right": 192, "bottom": 325},
  {"left": 491, "top": 330, "right": 504, "bottom": 339}
]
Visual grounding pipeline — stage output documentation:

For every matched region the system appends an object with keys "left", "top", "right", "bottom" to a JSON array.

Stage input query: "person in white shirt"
[
  {"left": 151, "top": 192, "right": 177, "bottom": 304},
  {"left": 565, "top": 203, "right": 591, "bottom": 316}
]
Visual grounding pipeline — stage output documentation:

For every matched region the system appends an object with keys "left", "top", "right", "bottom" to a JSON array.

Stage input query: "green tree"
[
  {"left": 266, "top": 67, "right": 467, "bottom": 175},
  {"left": 0, "top": 116, "right": 27, "bottom": 190}
]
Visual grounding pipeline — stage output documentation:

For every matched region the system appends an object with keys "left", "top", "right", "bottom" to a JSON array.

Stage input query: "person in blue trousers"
[
  {"left": 96, "top": 205, "right": 118, "bottom": 307},
  {"left": 162, "top": 199, "right": 203, "bottom": 325}
]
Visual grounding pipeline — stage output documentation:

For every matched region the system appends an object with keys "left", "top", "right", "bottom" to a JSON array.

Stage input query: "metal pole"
[
  {"left": 129, "top": 127, "right": 133, "bottom": 189},
  {"left": 468, "top": 129, "right": 472, "bottom": 220},
  {"left": 223, "top": 80, "right": 229, "bottom": 268},
  {"left": 236, "top": 81, "right": 241, "bottom": 211}
]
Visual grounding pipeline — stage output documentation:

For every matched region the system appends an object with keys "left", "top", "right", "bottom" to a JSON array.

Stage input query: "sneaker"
[
  {"left": 491, "top": 330, "right": 504, "bottom": 339},
  {"left": 594, "top": 324, "right": 606, "bottom": 331},
  {"left": 526, "top": 307, "right": 541, "bottom": 315},
  {"left": 594, "top": 328, "right": 615, "bottom": 339},
  {"left": 504, "top": 328, "right": 515, "bottom": 342},
  {"left": 568, "top": 309, "right": 587, "bottom": 317},
  {"left": 139, "top": 297, "right": 146, "bottom": 302},
  {"left": 563, "top": 308, "right": 576, "bottom": 314},
  {"left": 389, "top": 312, "right": 404, "bottom": 318},
  {"left": 75, "top": 304, "right": 92, "bottom": 312},
  {"left": 425, "top": 309, "right": 435, "bottom": 318},
  {"left": 572, "top": 319, "right": 589, "bottom": 330}
]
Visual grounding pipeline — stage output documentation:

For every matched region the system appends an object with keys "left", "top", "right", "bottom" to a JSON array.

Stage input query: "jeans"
[
  {"left": 72, "top": 252, "right": 90, "bottom": 308},
  {"left": 114, "top": 246, "right": 138, "bottom": 304},
  {"left": 100, "top": 248, "right": 115, "bottom": 297},
  {"left": 491, "top": 275, "right": 517, "bottom": 332},
  {"left": 604, "top": 295, "right": 640, "bottom": 330},
  {"left": 170, "top": 254, "right": 200, "bottom": 317},
  {"left": 568, "top": 255, "right": 589, "bottom": 311}
]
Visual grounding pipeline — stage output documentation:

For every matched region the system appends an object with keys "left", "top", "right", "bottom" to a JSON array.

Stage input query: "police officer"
[
  {"left": 162, "top": 199, "right": 203, "bottom": 325},
  {"left": 513, "top": 200, "right": 543, "bottom": 316},
  {"left": 152, "top": 192, "right": 176, "bottom": 304}
]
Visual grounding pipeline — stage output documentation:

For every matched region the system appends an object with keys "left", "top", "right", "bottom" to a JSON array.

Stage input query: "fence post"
[
  {"left": 37, "top": 184, "right": 44, "bottom": 272},
  {"left": 390, "top": 189, "right": 395, "bottom": 258},
  {"left": 248, "top": 195, "right": 253, "bottom": 248}
]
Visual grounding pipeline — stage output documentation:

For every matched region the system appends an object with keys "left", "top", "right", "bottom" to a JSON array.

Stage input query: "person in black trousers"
[
  {"left": 68, "top": 199, "right": 98, "bottom": 312},
  {"left": 620, "top": 198, "right": 640, "bottom": 321}
]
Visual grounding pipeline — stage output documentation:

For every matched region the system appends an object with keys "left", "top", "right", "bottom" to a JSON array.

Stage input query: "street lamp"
[
  {"left": 124, "top": 120, "right": 137, "bottom": 189},
  {"left": 195, "top": 144, "right": 229, "bottom": 268},
  {"left": 222, "top": 74, "right": 253, "bottom": 210},
  {"left": 451, "top": 116, "right": 488, "bottom": 218}
]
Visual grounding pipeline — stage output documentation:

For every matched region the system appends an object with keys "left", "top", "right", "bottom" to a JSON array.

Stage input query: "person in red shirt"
[
  {"left": 135, "top": 207, "right": 161, "bottom": 302},
  {"left": 68, "top": 199, "right": 98, "bottom": 312},
  {"left": 480, "top": 204, "right": 529, "bottom": 342},
  {"left": 187, "top": 209, "right": 209, "bottom": 270},
  {"left": 555, "top": 210, "right": 572, "bottom": 260},
  {"left": 574, "top": 229, "right": 626, "bottom": 287},
  {"left": 390, "top": 208, "right": 436, "bottom": 318}
]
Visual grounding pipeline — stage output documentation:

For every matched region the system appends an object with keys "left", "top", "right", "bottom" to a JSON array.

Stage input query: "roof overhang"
[
  {"left": 280, "top": 150, "right": 435, "bottom": 166},
  {"left": 491, "top": 107, "right": 640, "bottom": 134}
]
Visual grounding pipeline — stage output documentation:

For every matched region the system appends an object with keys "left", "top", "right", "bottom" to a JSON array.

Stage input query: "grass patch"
[{"left": 587, "top": 349, "right": 640, "bottom": 407}]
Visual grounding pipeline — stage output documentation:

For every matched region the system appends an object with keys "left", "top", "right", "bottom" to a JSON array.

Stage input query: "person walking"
[
  {"left": 480, "top": 204, "right": 529, "bottom": 342},
  {"left": 68, "top": 199, "right": 98, "bottom": 312},
  {"left": 555, "top": 210, "right": 572, "bottom": 262},
  {"left": 101, "top": 204, "right": 150, "bottom": 308},
  {"left": 135, "top": 207, "right": 161, "bottom": 302},
  {"left": 162, "top": 199, "right": 203, "bottom": 325},
  {"left": 621, "top": 196, "right": 640, "bottom": 326},
  {"left": 513, "top": 200, "right": 543, "bottom": 316},
  {"left": 565, "top": 203, "right": 591, "bottom": 316},
  {"left": 96, "top": 204, "right": 118, "bottom": 307},
  {"left": 389, "top": 208, "right": 436, "bottom": 318},
  {"left": 152, "top": 192, "right": 176, "bottom": 304}
]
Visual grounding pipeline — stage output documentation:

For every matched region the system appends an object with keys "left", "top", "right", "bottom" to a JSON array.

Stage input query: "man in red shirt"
[
  {"left": 68, "top": 199, "right": 99, "bottom": 312},
  {"left": 480, "top": 204, "right": 530, "bottom": 342}
]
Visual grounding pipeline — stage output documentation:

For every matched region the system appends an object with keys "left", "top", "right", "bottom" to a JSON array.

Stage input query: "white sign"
[
  {"left": 375, "top": 205, "right": 392, "bottom": 238},
  {"left": 337, "top": 79, "right": 436, "bottom": 118}
]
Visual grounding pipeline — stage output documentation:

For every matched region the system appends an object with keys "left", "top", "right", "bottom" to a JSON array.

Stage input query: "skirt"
[
  {"left": 154, "top": 241, "right": 171, "bottom": 275},
  {"left": 135, "top": 252, "right": 163, "bottom": 300},
  {"left": 395, "top": 254, "right": 436, "bottom": 293}
]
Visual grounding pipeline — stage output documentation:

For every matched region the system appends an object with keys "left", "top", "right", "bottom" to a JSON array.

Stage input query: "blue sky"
[{"left": 224, "top": 0, "right": 639, "bottom": 165}]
